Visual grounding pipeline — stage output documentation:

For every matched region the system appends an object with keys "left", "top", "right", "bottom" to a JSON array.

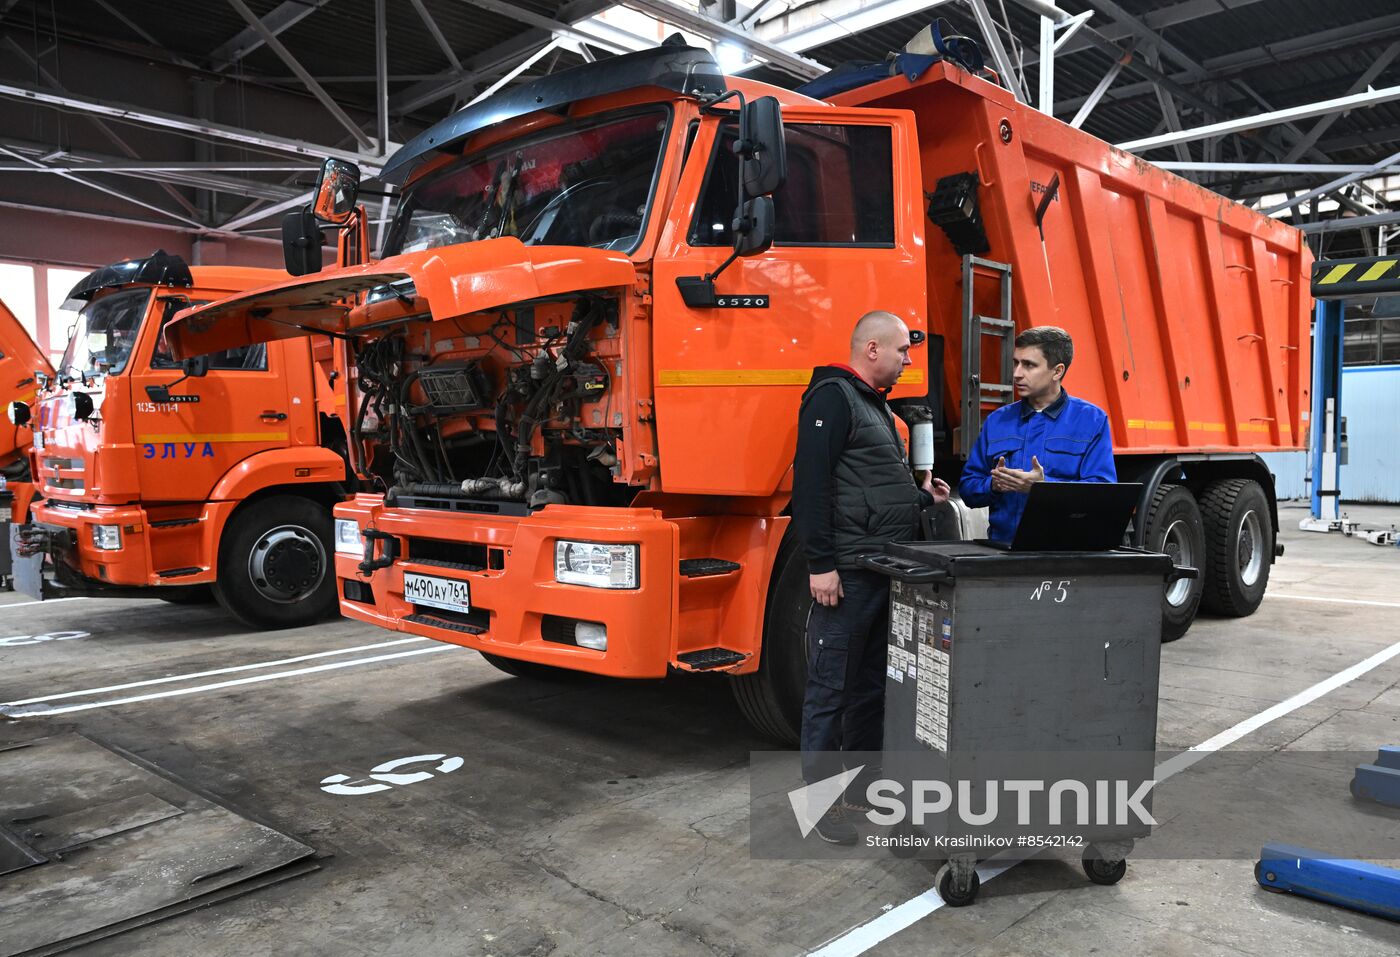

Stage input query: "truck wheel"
[
  {"left": 213, "top": 495, "right": 336, "bottom": 630},
  {"left": 157, "top": 584, "right": 215, "bottom": 605},
  {"left": 1141, "top": 484, "right": 1205, "bottom": 642},
  {"left": 730, "top": 535, "right": 809, "bottom": 745},
  {"left": 1199, "top": 478, "right": 1272, "bottom": 617}
]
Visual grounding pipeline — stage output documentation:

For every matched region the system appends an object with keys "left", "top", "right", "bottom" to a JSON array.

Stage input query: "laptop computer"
[{"left": 987, "top": 481, "right": 1144, "bottom": 552}]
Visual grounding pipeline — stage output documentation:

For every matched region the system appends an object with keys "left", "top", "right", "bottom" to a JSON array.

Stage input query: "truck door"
[
  {"left": 131, "top": 294, "right": 293, "bottom": 502},
  {"left": 651, "top": 109, "right": 928, "bottom": 495}
]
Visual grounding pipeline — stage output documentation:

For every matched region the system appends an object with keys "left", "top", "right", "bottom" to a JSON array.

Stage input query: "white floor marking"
[
  {"left": 0, "top": 597, "right": 89, "bottom": 610},
  {"left": 1269, "top": 593, "right": 1400, "bottom": 610},
  {"left": 3, "top": 645, "right": 454, "bottom": 717},
  {"left": 808, "top": 635, "right": 1400, "bottom": 956},
  {"left": 2, "top": 636, "right": 430, "bottom": 706}
]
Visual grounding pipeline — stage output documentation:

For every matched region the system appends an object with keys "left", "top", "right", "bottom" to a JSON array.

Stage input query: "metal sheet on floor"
[{"left": 0, "top": 733, "right": 317, "bottom": 956}]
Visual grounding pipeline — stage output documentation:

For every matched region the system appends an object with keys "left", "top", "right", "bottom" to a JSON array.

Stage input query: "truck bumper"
[
  {"left": 13, "top": 499, "right": 226, "bottom": 600},
  {"left": 333, "top": 497, "right": 678, "bottom": 678}
]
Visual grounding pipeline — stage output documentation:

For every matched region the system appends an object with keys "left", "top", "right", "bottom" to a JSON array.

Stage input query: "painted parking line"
[
  {"left": 1269, "top": 593, "right": 1400, "bottom": 610},
  {"left": 3, "top": 645, "right": 456, "bottom": 718},
  {"left": 809, "top": 635, "right": 1400, "bottom": 956},
  {"left": 2, "top": 636, "right": 431, "bottom": 706},
  {"left": 0, "top": 597, "right": 89, "bottom": 610}
]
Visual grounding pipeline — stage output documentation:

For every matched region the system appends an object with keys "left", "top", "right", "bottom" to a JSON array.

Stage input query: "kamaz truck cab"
[{"left": 10, "top": 251, "right": 351, "bottom": 628}]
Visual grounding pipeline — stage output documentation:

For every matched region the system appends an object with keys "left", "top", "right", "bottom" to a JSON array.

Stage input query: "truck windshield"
[
  {"left": 57, "top": 287, "right": 152, "bottom": 380},
  {"left": 381, "top": 107, "right": 670, "bottom": 257}
]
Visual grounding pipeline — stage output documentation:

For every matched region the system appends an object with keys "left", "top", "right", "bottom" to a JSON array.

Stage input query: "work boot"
[{"left": 812, "top": 804, "right": 858, "bottom": 845}]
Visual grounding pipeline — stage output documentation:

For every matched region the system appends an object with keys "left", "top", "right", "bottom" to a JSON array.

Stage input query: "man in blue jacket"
[{"left": 960, "top": 326, "right": 1115, "bottom": 542}]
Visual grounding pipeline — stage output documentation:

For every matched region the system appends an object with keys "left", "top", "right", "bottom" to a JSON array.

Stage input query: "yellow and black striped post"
[{"left": 1311, "top": 256, "right": 1400, "bottom": 299}]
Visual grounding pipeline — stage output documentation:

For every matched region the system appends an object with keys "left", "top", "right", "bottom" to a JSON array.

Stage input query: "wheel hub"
[
  {"left": 1162, "top": 518, "right": 1195, "bottom": 607},
  {"left": 249, "top": 525, "right": 326, "bottom": 603},
  {"left": 1237, "top": 509, "right": 1264, "bottom": 587}
]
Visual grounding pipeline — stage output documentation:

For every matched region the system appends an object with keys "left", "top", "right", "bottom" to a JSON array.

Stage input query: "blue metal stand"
[
  {"left": 1257, "top": 843, "right": 1400, "bottom": 921},
  {"left": 1351, "top": 747, "right": 1400, "bottom": 807},
  {"left": 1308, "top": 300, "right": 1345, "bottom": 523}
]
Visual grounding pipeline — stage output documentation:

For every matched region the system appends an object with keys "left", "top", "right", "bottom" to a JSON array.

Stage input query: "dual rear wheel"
[{"left": 1140, "top": 478, "right": 1273, "bottom": 642}]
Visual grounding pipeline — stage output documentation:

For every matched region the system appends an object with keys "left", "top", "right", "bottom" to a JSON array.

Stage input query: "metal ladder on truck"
[{"left": 957, "top": 254, "right": 1015, "bottom": 455}]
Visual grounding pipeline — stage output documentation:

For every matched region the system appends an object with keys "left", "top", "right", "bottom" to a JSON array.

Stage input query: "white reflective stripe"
[
  {"left": 4, "top": 645, "right": 453, "bottom": 717},
  {"left": 2, "top": 636, "right": 431, "bottom": 706},
  {"left": 0, "top": 597, "right": 89, "bottom": 609}
]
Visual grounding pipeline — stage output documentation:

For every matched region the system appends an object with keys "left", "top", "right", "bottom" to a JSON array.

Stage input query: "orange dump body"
[{"left": 834, "top": 61, "right": 1311, "bottom": 455}]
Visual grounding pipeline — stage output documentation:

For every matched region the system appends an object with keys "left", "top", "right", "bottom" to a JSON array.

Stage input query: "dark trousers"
[{"left": 800, "top": 568, "right": 889, "bottom": 784}]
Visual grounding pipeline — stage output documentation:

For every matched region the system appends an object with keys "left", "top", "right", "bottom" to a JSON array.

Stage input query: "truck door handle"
[{"left": 260, "top": 410, "right": 288, "bottom": 421}]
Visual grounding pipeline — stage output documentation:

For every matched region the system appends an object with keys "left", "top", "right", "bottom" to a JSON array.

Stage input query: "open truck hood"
[{"left": 167, "top": 238, "right": 637, "bottom": 358}]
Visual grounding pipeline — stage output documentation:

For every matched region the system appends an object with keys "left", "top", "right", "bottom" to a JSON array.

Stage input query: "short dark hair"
[{"left": 1015, "top": 326, "right": 1073, "bottom": 372}]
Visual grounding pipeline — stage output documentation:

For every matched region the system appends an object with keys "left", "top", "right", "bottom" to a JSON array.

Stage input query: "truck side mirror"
[
  {"left": 740, "top": 96, "right": 787, "bottom": 198},
  {"left": 313, "top": 158, "right": 361, "bottom": 225},
  {"left": 7, "top": 400, "right": 30, "bottom": 426},
  {"left": 732, "top": 196, "right": 774, "bottom": 256},
  {"left": 182, "top": 354, "right": 209, "bottom": 378},
  {"left": 282, "top": 207, "right": 324, "bottom": 277}
]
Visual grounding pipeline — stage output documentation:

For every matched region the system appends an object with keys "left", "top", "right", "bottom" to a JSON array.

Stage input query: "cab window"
[
  {"left": 151, "top": 297, "right": 268, "bottom": 371},
  {"left": 690, "top": 121, "right": 895, "bottom": 248}
]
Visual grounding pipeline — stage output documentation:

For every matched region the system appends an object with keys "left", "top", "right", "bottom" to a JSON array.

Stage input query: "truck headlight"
[
  {"left": 554, "top": 541, "right": 638, "bottom": 589},
  {"left": 91, "top": 524, "right": 122, "bottom": 550},
  {"left": 334, "top": 518, "right": 363, "bottom": 554}
]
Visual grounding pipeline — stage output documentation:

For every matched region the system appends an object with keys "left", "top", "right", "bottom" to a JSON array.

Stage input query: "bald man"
[{"left": 791, "top": 310, "right": 950, "bottom": 844}]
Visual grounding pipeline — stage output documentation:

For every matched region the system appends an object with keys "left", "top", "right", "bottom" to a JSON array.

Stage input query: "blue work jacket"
[{"left": 959, "top": 390, "right": 1116, "bottom": 543}]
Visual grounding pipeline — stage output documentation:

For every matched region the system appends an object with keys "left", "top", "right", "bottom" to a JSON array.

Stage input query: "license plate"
[{"left": 403, "top": 572, "right": 470, "bottom": 613}]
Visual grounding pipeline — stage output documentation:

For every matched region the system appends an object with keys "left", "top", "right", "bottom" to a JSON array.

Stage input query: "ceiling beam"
[
  {"left": 1055, "top": 13, "right": 1400, "bottom": 118},
  {"left": 753, "top": 0, "right": 953, "bottom": 54},
  {"left": 226, "top": 0, "right": 375, "bottom": 152},
  {"left": 0, "top": 37, "right": 202, "bottom": 221},
  {"left": 617, "top": 0, "right": 826, "bottom": 79},
  {"left": 1118, "top": 84, "right": 1400, "bottom": 153},
  {"left": 388, "top": 0, "right": 615, "bottom": 116},
  {"left": 408, "top": 0, "right": 462, "bottom": 73},
  {"left": 0, "top": 144, "right": 205, "bottom": 229},
  {"left": 0, "top": 80, "right": 384, "bottom": 171},
  {"left": 209, "top": 0, "right": 335, "bottom": 72}
]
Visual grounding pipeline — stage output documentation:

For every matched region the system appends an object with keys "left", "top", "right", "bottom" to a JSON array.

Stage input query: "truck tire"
[
  {"left": 1141, "top": 484, "right": 1205, "bottom": 643},
  {"left": 730, "top": 535, "right": 809, "bottom": 745},
  {"left": 1199, "top": 478, "right": 1272, "bottom": 617},
  {"left": 157, "top": 584, "right": 215, "bottom": 605},
  {"left": 212, "top": 495, "right": 336, "bottom": 630}
]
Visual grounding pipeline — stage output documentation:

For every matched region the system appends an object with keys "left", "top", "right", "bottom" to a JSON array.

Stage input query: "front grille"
[
  {"left": 391, "top": 492, "right": 530, "bottom": 516},
  {"left": 407, "top": 538, "right": 488, "bottom": 570}
]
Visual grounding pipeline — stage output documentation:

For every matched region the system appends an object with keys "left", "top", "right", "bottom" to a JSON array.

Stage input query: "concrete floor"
[{"left": 3, "top": 500, "right": 1400, "bottom": 956}]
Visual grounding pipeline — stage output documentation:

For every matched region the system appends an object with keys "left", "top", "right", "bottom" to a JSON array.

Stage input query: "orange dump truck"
[
  {"left": 168, "top": 44, "right": 1308, "bottom": 741},
  {"left": 1, "top": 300, "right": 51, "bottom": 585},
  {"left": 8, "top": 251, "right": 353, "bottom": 627}
]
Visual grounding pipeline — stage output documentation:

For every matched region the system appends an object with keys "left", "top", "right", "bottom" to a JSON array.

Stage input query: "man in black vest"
[{"left": 792, "top": 310, "right": 950, "bottom": 844}]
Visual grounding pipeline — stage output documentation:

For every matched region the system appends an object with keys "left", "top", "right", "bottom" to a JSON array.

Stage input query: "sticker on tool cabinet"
[
  {"left": 891, "top": 602, "right": 915, "bottom": 646},
  {"left": 889, "top": 644, "right": 916, "bottom": 681},
  {"left": 914, "top": 641, "right": 950, "bottom": 752}
]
